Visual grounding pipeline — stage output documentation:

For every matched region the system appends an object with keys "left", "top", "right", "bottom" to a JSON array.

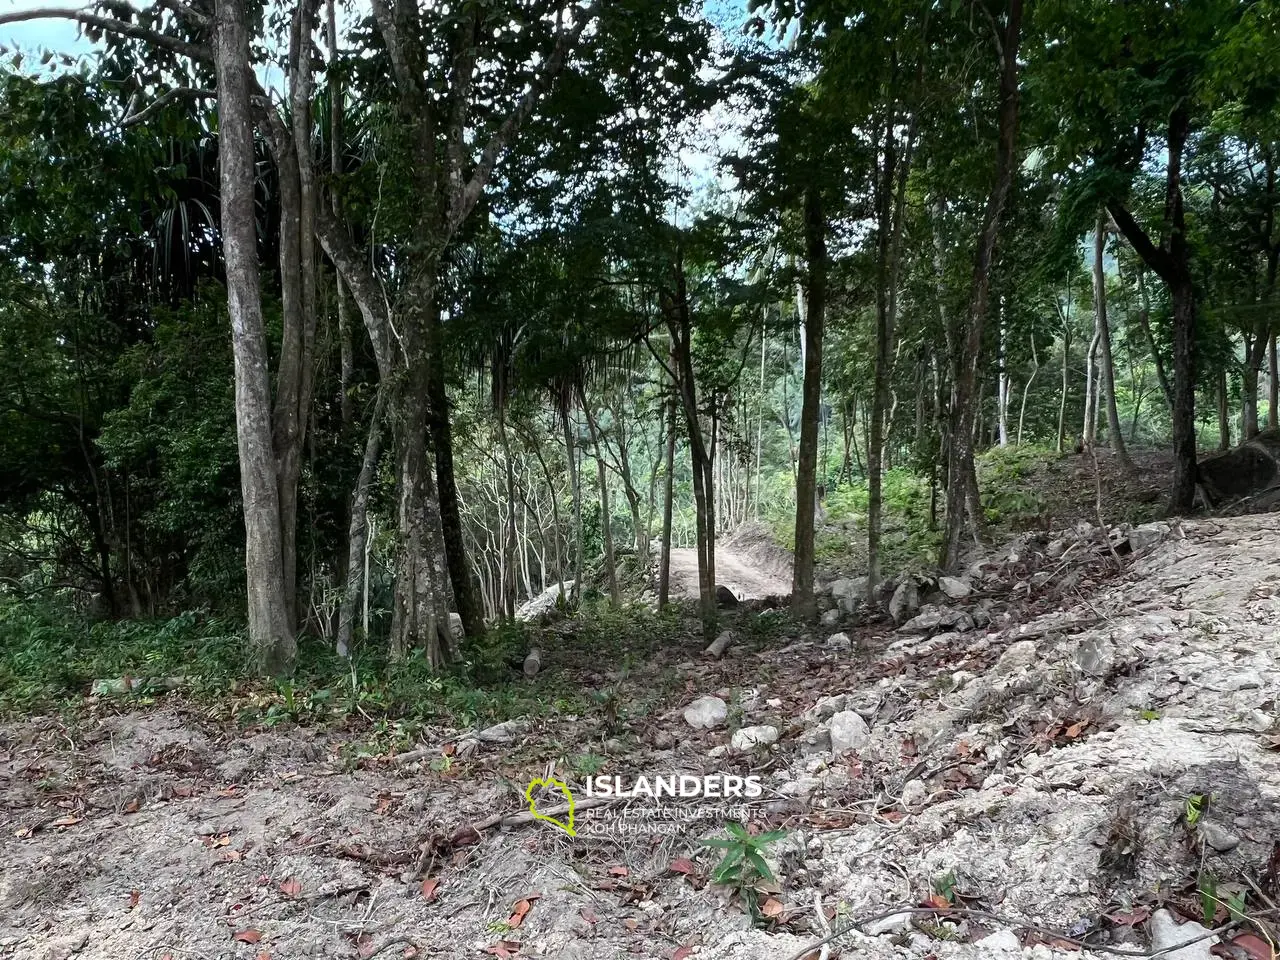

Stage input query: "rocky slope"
[{"left": 3, "top": 515, "right": 1280, "bottom": 960}]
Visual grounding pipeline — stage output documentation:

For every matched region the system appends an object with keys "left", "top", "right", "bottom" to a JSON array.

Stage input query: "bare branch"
[
  {"left": 314, "top": 203, "right": 393, "bottom": 380},
  {"left": 155, "top": 0, "right": 209, "bottom": 29},
  {"left": 0, "top": 7, "right": 211, "bottom": 62},
  {"left": 369, "top": 0, "right": 419, "bottom": 99},
  {"left": 121, "top": 85, "right": 213, "bottom": 127},
  {"left": 448, "top": 0, "right": 601, "bottom": 232}
]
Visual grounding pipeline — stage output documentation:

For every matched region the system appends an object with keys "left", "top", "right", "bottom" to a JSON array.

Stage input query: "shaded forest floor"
[{"left": 5, "top": 498, "right": 1280, "bottom": 959}]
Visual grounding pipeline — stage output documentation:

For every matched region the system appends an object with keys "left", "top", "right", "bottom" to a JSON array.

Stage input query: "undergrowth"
[{"left": 0, "top": 597, "right": 690, "bottom": 731}]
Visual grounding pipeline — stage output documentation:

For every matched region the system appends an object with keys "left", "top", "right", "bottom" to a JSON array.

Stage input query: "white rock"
[
  {"left": 994, "top": 639, "right": 1038, "bottom": 675},
  {"left": 731, "top": 725, "right": 780, "bottom": 751},
  {"left": 976, "top": 929, "right": 1023, "bottom": 954},
  {"left": 889, "top": 579, "right": 920, "bottom": 624},
  {"left": 937, "top": 575, "right": 972, "bottom": 599},
  {"left": 683, "top": 695, "right": 728, "bottom": 730},
  {"left": 1148, "top": 909, "right": 1216, "bottom": 960},
  {"left": 831, "top": 578, "right": 863, "bottom": 600},
  {"left": 899, "top": 608, "right": 944, "bottom": 633},
  {"left": 864, "top": 911, "right": 914, "bottom": 936},
  {"left": 798, "top": 726, "right": 832, "bottom": 757},
  {"left": 829, "top": 710, "right": 870, "bottom": 755},
  {"left": 901, "top": 779, "right": 926, "bottom": 806},
  {"left": 778, "top": 777, "right": 821, "bottom": 800}
]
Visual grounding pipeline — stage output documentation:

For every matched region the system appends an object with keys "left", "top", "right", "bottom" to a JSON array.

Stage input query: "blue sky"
[{"left": 1, "top": 0, "right": 98, "bottom": 65}]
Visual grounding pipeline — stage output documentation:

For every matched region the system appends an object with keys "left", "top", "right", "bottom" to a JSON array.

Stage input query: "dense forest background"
[{"left": 2, "top": 0, "right": 1279, "bottom": 685}]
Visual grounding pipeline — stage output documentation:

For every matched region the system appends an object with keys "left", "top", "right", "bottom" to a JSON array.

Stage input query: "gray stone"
[
  {"left": 976, "top": 930, "right": 1023, "bottom": 955},
  {"left": 864, "top": 911, "right": 914, "bottom": 936},
  {"left": 829, "top": 710, "right": 870, "bottom": 755},
  {"left": 899, "top": 607, "right": 944, "bottom": 633},
  {"left": 994, "top": 640, "right": 1038, "bottom": 676},
  {"left": 937, "top": 575, "right": 972, "bottom": 599},
  {"left": 889, "top": 579, "right": 920, "bottom": 624},
  {"left": 1074, "top": 636, "right": 1116, "bottom": 677},
  {"left": 1148, "top": 909, "right": 1216, "bottom": 960},
  {"left": 831, "top": 578, "right": 864, "bottom": 601},
  {"left": 683, "top": 695, "right": 728, "bottom": 730},
  {"left": 803, "top": 694, "right": 849, "bottom": 723},
  {"left": 778, "top": 777, "right": 821, "bottom": 800},
  {"left": 821, "top": 609, "right": 841, "bottom": 627},
  {"left": 798, "top": 725, "right": 832, "bottom": 757},
  {"left": 825, "top": 631, "right": 852, "bottom": 651},
  {"left": 901, "top": 779, "right": 926, "bottom": 806},
  {"left": 731, "top": 725, "right": 780, "bottom": 751},
  {"left": 1197, "top": 820, "right": 1240, "bottom": 853}
]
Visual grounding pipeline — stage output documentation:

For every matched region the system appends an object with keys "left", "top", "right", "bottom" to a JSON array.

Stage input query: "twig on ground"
[{"left": 781, "top": 903, "right": 1280, "bottom": 960}]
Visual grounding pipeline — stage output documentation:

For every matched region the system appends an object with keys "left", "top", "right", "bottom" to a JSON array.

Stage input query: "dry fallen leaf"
[
  {"left": 402, "top": 946, "right": 420, "bottom": 958},
  {"left": 624, "top": 918, "right": 639, "bottom": 932},
  {"left": 668, "top": 858, "right": 695, "bottom": 876},
  {"left": 50, "top": 816, "right": 82, "bottom": 828},
  {"left": 760, "top": 898, "right": 784, "bottom": 920},
  {"left": 1213, "top": 933, "right": 1277, "bottom": 960},
  {"left": 233, "top": 929, "right": 262, "bottom": 944},
  {"left": 580, "top": 909, "right": 599, "bottom": 925},
  {"left": 420, "top": 877, "right": 440, "bottom": 902},
  {"left": 482, "top": 941, "right": 522, "bottom": 958},
  {"left": 672, "top": 946, "right": 695, "bottom": 960},
  {"left": 279, "top": 878, "right": 302, "bottom": 898},
  {"left": 608, "top": 865, "right": 629, "bottom": 877},
  {"left": 508, "top": 898, "right": 533, "bottom": 928}
]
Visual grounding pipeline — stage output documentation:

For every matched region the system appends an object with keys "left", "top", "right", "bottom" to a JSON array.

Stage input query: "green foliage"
[
  {"left": 700, "top": 822, "right": 787, "bottom": 925},
  {"left": 0, "top": 599, "right": 244, "bottom": 711},
  {"left": 977, "top": 446, "right": 1057, "bottom": 527}
]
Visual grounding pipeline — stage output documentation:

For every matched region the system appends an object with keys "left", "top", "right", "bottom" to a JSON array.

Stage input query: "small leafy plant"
[{"left": 700, "top": 822, "right": 786, "bottom": 924}]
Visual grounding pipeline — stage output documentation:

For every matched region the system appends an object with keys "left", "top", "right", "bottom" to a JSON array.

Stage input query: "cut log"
[
  {"left": 704, "top": 630, "right": 734, "bottom": 659},
  {"left": 523, "top": 647, "right": 542, "bottom": 678}
]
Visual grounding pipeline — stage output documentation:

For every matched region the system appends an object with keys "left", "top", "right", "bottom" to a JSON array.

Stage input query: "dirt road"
[{"left": 667, "top": 546, "right": 791, "bottom": 599}]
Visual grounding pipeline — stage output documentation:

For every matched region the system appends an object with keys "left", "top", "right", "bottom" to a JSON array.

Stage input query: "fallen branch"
[
  {"left": 704, "top": 630, "right": 733, "bottom": 659},
  {"left": 782, "top": 903, "right": 1280, "bottom": 960},
  {"left": 472, "top": 795, "right": 619, "bottom": 833}
]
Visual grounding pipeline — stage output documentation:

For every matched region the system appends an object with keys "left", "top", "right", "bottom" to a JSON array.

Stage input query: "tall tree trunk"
[
  {"left": 940, "top": 0, "right": 1022, "bottom": 571},
  {"left": 1107, "top": 105, "right": 1197, "bottom": 512},
  {"left": 792, "top": 187, "right": 827, "bottom": 615},
  {"left": 1270, "top": 332, "right": 1279, "bottom": 430},
  {"left": 1094, "top": 214, "right": 1133, "bottom": 469},
  {"left": 579, "top": 385, "right": 620, "bottom": 606},
  {"left": 658, "top": 388, "right": 677, "bottom": 610},
  {"left": 427, "top": 313, "right": 486, "bottom": 637},
  {"left": 1016, "top": 333, "right": 1039, "bottom": 445},
  {"left": 996, "top": 312, "right": 1010, "bottom": 446},
  {"left": 337, "top": 388, "right": 386, "bottom": 657},
  {"left": 1082, "top": 327, "right": 1100, "bottom": 450},
  {"left": 496, "top": 405, "right": 520, "bottom": 618},
  {"left": 1243, "top": 333, "right": 1264, "bottom": 439},
  {"left": 664, "top": 257, "right": 716, "bottom": 632},
  {"left": 1217, "top": 366, "right": 1231, "bottom": 451},
  {"left": 329, "top": 0, "right": 354, "bottom": 430},
  {"left": 867, "top": 125, "right": 898, "bottom": 594},
  {"left": 560, "top": 397, "right": 584, "bottom": 602},
  {"left": 215, "top": 0, "right": 295, "bottom": 674},
  {"left": 389, "top": 288, "right": 454, "bottom": 666},
  {"left": 1057, "top": 327, "right": 1071, "bottom": 452}
]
